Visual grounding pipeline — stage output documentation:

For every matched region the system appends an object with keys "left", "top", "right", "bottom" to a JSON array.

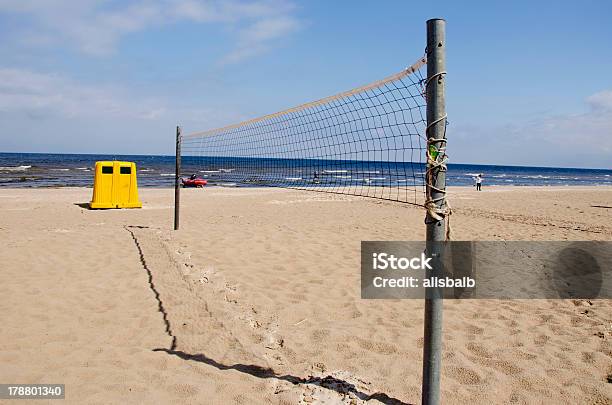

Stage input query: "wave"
[
  {"left": 323, "top": 170, "right": 348, "bottom": 174},
  {"left": 0, "top": 165, "right": 31, "bottom": 171},
  {"left": 51, "top": 168, "right": 70, "bottom": 171},
  {"left": 160, "top": 173, "right": 174, "bottom": 176},
  {"left": 363, "top": 177, "right": 386, "bottom": 183}
]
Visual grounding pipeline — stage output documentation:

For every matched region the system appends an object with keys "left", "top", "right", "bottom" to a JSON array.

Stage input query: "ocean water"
[{"left": 0, "top": 152, "right": 610, "bottom": 188}]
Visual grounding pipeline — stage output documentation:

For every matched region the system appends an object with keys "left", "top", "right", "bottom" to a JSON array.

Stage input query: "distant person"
[
  {"left": 190, "top": 173, "right": 197, "bottom": 180},
  {"left": 313, "top": 170, "right": 320, "bottom": 184},
  {"left": 474, "top": 173, "right": 483, "bottom": 191}
]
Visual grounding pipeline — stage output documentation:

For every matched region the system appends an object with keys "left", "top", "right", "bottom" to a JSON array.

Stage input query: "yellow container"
[{"left": 89, "top": 161, "right": 142, "bottom": 209}]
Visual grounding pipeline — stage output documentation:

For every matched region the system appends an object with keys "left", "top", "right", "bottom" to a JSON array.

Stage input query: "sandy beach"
[{"left": 0, "top": 186, "right": 610, "bottom": 404}]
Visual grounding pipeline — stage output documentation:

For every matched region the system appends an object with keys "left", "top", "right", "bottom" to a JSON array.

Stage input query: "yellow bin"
[{"left": 90, "top": 161, "right": 142, "bottom": 209}]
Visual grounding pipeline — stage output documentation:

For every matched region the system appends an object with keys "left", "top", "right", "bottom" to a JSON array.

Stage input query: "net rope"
[{"left": 182, "top": 56, "right": 428, "bottom": 205}]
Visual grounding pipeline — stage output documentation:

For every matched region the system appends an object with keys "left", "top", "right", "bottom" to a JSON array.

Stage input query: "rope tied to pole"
[{"left": 424, "top": 71, "right": 452, "bottom": 240}]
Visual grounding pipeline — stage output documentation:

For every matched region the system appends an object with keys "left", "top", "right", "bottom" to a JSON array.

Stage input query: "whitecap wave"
[{"left": 0, "top": 165, "right": 31, "bottom": 171}]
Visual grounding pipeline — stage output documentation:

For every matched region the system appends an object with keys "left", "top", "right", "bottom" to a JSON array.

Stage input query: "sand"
[{"left": 0, "top": 186, "right": 610, "bottom": 404}]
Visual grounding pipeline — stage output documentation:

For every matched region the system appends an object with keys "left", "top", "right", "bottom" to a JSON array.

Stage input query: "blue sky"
[{"left": 0, "top": 0, "right": 610, "bottom": 168}]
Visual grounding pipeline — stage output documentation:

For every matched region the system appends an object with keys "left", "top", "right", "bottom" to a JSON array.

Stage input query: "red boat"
[{"left": 181, "top": 177, "right": 208, "bottom": 188}]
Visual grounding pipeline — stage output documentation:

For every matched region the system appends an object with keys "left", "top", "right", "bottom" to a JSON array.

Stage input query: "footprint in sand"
[
  {"left": 466, "top": 342, "right": 492, "bottom": 358},
  {"left": 444, "top": 365, "right": 482, "bottom": 385}
]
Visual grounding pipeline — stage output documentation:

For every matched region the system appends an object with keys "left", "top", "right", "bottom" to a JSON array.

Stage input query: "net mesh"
[{"left": 182, "top": 56, "right": 428, "bottom": 205}]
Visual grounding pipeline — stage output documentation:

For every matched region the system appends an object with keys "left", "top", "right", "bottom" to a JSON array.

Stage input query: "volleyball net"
[{"left": 181, "top": 56, "right": 429, "bottom": 206}]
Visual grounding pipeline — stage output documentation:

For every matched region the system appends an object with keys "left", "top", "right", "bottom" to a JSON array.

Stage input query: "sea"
[{"left": 0, "top": 152, "right": 611, "bottom": 188}]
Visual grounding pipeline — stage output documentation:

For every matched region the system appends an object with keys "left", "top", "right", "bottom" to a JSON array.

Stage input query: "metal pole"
[
  {"left": 422, "top": 18, "right": 447, "bottom": 405},
  {"left": 174, "top": 126, "right": 181, "bottom": 230}
]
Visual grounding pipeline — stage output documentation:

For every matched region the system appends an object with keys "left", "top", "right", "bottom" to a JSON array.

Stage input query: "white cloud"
[
  {"left": 452, "top": 90, "right": 612, "bottom": 168},
  {"left": 221, "top": 15, "right": 301, "bottom": 64},
  {"left": 0, "top": 0, "right": 301, "bottom": 60},
  {"left": 0, "top": 67, "right": 246, "bottom": 129},
  {"left": 587, "top": 90, "right": 612, "bottom": 113},
  {"left": 0, "top": 68, "right": 164, "bottom": 119},
  {"left": 173, "top": 0, "right": 294, "bottom": 22}
]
